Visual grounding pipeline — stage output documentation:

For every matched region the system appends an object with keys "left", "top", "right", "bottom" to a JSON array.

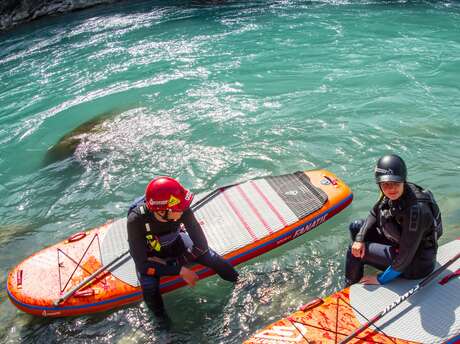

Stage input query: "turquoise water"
[{"left": 1, "top": 0, "right": 460, "bottom": 342}]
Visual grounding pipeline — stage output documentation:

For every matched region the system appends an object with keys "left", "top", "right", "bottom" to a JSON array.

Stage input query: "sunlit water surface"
[{"left": 1, "top": 0, "right": 459, "bottom": 342}]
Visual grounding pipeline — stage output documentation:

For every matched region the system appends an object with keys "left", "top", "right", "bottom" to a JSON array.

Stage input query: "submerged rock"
[
  {"left": 44, "top": 111, "right": 115, "bottom": 165},
  {"left": 0, "top": 0, "right": 116, "bottom": 32},
  {"left": 0, "top": 223, "right": 36, "bottom": 247}
]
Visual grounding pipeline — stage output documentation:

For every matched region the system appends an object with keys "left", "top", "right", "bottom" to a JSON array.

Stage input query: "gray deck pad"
[
  {"left": 193, "top": 172, "right": 327, "bottom": 256},
  {"left": 350, "top": 239, "right": 460, "bottom": 343},
  {"left": 99, "top": 218, "right": 138, "bottom": 286},
  {"left": 100, "top": 172, "right": 328, "bottom": 287}
]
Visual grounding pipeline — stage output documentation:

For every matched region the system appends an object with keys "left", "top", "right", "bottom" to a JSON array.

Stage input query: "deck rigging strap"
[
  {"left": 288, "top": 296, "right": 394, "bottom": 343},
  {"left": 57, "top": 233, "right": 104, "bottom": 293},
  {"left": 54, "top": 250, "right": 130, "bottom": 306}
]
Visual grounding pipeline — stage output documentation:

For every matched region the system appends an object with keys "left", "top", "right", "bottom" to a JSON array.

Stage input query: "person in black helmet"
[{"left": 345, "top": 154, "right": 443, "bottom": 286}]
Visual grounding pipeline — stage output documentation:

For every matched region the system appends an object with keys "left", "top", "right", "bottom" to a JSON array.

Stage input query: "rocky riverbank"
[{"left": 0, "top": 0, "right": 115, "bottom": 31}]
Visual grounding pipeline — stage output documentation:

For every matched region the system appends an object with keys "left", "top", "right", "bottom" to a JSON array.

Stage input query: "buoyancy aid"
[
  {"left": 415, "top": 184, "right": 443, "bottom": 240},
  {"left": 410, "top": 183, "right": 443, "bottom": 246},
  {"left": 377, "top": 183, "right": 442, "bottom": 248},
  {"left": 128, "top": 196, "right": 187, "bottom": 257}
]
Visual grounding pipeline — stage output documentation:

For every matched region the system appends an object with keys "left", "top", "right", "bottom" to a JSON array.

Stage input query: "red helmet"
[{"left": 145, "top": 177, "right": 194, "bottom": 212}]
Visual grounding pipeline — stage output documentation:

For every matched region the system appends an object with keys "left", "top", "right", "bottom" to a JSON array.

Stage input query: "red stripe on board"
[
  {"left": 222, "top": 189, "right": 258, "bottom": 241},
  {"left": 249, "top": 180, "right": 288, "bottom": 227},
  {"left": 236, "top": 184, "right": 273, "bottom": 234}
]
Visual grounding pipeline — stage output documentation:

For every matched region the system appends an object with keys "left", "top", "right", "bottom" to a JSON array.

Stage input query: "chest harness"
[
  {"left": 378, "top": 183, "right": 442, "bottom": 245},
  {"left": 129, "top": 196, "right": 182, "bottom": 254}
]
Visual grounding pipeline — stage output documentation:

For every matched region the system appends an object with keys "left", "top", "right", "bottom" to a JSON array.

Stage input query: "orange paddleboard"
[
  {"left": 7, "top": 169, "right": 352, "bottom": 317},
  {"left": 245, "top": 238, "right": 460, "bottom": 344}
]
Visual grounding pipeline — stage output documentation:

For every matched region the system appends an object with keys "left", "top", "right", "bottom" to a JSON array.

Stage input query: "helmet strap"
[{"left": 156, "top": 210, "right": 175, "bottom": 222}]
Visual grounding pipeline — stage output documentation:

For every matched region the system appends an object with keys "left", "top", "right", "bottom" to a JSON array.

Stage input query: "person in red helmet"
[{"left": 127, "top": 177, "right": 238, "bottom": 317}]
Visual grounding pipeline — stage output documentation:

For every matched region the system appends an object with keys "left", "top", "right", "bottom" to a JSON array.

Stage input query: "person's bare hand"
[
  {"left": 351, "top": 241, "right": 365, "bottom": 258},
  {"left": 180, "top": 266, "right": 199, "bottom": 287},
  {"left": 359, "top": 275, "right": 380, "bottom": 285}
]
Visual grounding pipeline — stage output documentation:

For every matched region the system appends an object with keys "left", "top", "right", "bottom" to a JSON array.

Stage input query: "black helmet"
[{"left": 374, "top": 154, "right": 407, "bottom": 183}]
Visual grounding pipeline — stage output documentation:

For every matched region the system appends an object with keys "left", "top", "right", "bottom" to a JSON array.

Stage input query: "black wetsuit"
[
  {"left": 345, "top": 182, "right": 442, "bottom": 284},
  {"left": 127, "top": 200, "right": 238, "bottom": 315}
]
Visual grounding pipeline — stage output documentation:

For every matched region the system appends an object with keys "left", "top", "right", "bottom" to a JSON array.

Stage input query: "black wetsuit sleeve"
[
  {"left": 355, "top": 206, "right": 378, "bottom": 242},
  {"left": 127, "top": 212, "right": 181, "bottom": 276},
  {"left": 391, "top": 203, "right": 433, "bottom": 272},
  {"left": 182, "top": 209, "right": 209, "bottom": 252}
]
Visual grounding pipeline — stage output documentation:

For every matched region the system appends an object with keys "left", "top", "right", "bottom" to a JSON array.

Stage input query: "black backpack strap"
[
  {"left": 128, "top": 195, "right": 146, "bottom": 216},
  {"left": 408, "top": 183, "right": 443, "bottom": 243}
]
